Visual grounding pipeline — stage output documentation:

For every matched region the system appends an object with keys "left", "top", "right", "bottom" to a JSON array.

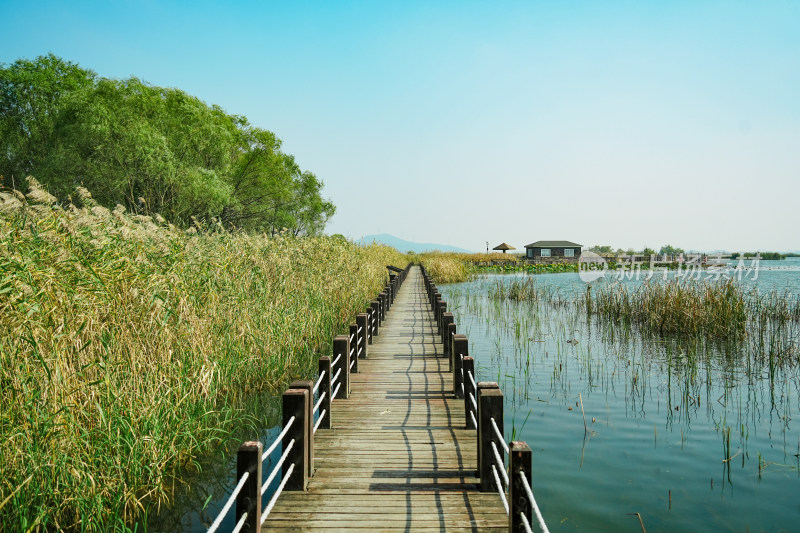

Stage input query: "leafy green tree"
[
  {"left": 590, "top": 245, "right": 613, "bottom": 254},
  {"left": 659, "top": 244, "right": 684, "bottom": 255},
  {"left": 0, "top": 54, "right": 95, "bottom": 184},
  {"left": 1, "top": 54, "right": 335, "bottom": 233},
  {"left": 642, "top": 247, "right": 656, "bottom": 257}
]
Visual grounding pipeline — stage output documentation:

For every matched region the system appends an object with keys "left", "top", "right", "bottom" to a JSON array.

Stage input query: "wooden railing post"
[
  {"left": 349, "top": 324, "right": 359, "bottom": 373},
  {"left": 452, "top": 334, "right": 468, "bottom": 398},
  {"left": 236, "top": 440, "right": 262, "bottom": 532},
  {"left": 290, "top": 379, "right": 314, "bottom": 472},
  {"left": 365, "top": 306, "right": 374, "bottom": 345},
  {"left": 283, "top": 388, "right": 309, "bottom": 491},
  {"left": 370, "top": 300, "right": 380, "bottom": 336},
  {"left": 476, "top": 381, "right": 500, "bottom": 478},
  {"left": 437, "top": 300, "right": 447, "bottom": 334},
  {"left": 447, "top": 322, "right": 457, "bottom": 370},
  {"left": 318, "top": 356, "right": 332, "bottom": 429},
  {"left": 377, "top": 293, "right": 386, "bottom": 323},
  {"left": 441, "top": 312, "right": 454, "bottom": 359},
  {"left": 356, "top": 313, "right": 368, "bottom": 359},
  {"left": 463, "top": 356, "right": 476, "bottom": 429},
  {"left": 509, "top": 441, "right": 533, "bottom": 532},
  {"left": 333, "top": 335, "right": 350, "bottom": 399},
  {"left": 478, "top": 385, "right": 504, "bottom": 491}
]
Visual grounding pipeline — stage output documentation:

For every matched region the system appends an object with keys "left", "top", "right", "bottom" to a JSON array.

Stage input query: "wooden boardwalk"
[{"left": 263, "top": 266, "right": 507, "bottom": 531}]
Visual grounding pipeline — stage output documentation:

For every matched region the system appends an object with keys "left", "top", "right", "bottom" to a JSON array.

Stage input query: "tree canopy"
[{"left": 0, "top": 54, "right": 334, "bottom": 234}]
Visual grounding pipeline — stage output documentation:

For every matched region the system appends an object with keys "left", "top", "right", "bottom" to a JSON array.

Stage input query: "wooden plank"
[{"left": 261, "top": 267, "right": 506, "bottom": 531}]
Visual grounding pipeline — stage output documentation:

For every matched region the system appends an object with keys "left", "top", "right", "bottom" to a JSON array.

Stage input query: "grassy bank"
[{"left": 0, "top": 180, "right": 406, "bottom": 531}]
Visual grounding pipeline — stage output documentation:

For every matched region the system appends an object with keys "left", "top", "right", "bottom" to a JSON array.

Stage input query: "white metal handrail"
[
  {"left": 261, "top": 439, "right": 294, "bottom": 496},
  {"left": 349, "top": 333, "right": 355, "bottom": 342},
  {"left": 260, "top": 463, "right": 295, "bottom": 525},
  {"left": 314, "top": 409, "right": 326, "bottom": 433},
  {"left": 357, "top": 346, "right": 363, "bottom": 357},
  {"left": 231, "top": 512, "right": 248, "bottom": 533},
  {"left": 312, "top": 371, "right": 326, "bottom": 395},
  {"left": 207, "top": 471, "right": 250, "bottom": 533},
  {"left": 519, "top": 470, "right": 551, "bottom": 533},
  {"left": 313, "top": 392, "right": 326, "bottom": 414},
  {"left": 349, "top": 347, "right": 354, "bottom": 356},
  {"left": 332, "top": 381, "right": 341, "bottom": 399},
  {"left": 332, "top": 353, "right": 342, "bottom": 368},
  {"left": 261, "top": 416, "right": 295, "bottom": 462},
  {"left": 491, "top": 464, "right": 510, "bottom": 515},
  {"left": 331, "top": 368, "right": 342, "bottom": 386},
  {"left": 469, "top": 392, "right": 477, "bottom": 412},
  {"left": 468, "top": 371, "right": 477, "bottom": 390},
  {"left": 520, "top": 513, "right": 533, "bottom": 533},
  {"left": 469, "top": 411, "right": 478, "bottom": 429},
  {"left": 350, "top": 359, "right": 355, "bottom": 369},
  {"left": 491, "top": 441, "right": 509, "bottom": 488},
  {"left": 357, "top": 326, "right": 363, "bottom": 333},
  {"left": 490, "top": 418, "right": 509, "bottom": 454}
]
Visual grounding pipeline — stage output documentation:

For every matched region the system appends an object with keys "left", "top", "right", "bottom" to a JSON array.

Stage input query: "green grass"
[
  {"left": 586, "top": 279, "right": 748, "bottom": 340},
  {"left": 0, "top": 179, "right": 407, "bottom": 531}
]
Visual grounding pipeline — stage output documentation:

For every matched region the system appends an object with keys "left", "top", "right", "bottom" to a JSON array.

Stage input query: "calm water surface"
[{"left": 440, "top": 262, "right": 800, "bottom": 532}]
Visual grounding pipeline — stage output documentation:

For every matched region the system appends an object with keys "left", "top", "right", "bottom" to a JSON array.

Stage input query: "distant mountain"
[{"left": 357, "top": 234, "right": 474, "bottom": 254}]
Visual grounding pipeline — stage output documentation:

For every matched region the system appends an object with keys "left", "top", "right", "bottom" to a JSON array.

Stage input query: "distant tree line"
[
  {"left": 589, "top": 244, "right": 685, "bottom": 256},
  {"left": 590, "top": 245, "right": 788, "bottom": 260},
  {"left": 0, "top": 54, "right": 334, "bottom": 234},
  {"left": 730, "top": 252, "right": 786, "bottom": 260}
]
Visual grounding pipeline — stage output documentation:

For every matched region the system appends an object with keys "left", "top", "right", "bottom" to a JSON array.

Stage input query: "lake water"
[{"left": 439, "top": 261, "right": 800, "bottom": 532}]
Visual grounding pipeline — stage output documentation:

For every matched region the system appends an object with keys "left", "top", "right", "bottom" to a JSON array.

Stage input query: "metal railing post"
[
  {"left": 283, "top": 388, "right": 309, "bottom": 491},
  {"left": 235, "top": 441, "right": 263, "bottom": 533},
  {"left": 509, "top": 441, "right": 533, "bottom": 532},
  {"left": 318, "top": 356, "right": 331, "bottom": 429}
]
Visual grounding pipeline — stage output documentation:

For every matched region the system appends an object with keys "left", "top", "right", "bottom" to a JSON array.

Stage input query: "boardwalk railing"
[
  {"left": 207, "top": 264, "right": 411, "bottom": 533},
  {"left": 420, "top": 264, "right": 550, "bottom": 533}
]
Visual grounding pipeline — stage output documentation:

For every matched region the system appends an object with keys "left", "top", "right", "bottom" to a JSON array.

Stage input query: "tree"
[
  {"left": 659, "top": 244, "right": 684, "bottom": 255},
  {"left": 642, "top": 247, "right": 656, "bottom": 257},
  {"left": 0, "top": 54, "right": 95, "bottom": 183},
  {"left": 590, "top": 245, "right": 613, "bottom": 254},
  {"left": 1, "top": 54, "right": 336, "bottom": 234}
]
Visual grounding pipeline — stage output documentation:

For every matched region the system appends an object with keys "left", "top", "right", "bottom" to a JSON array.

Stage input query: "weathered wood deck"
[{"left": 262, "top": 266, "right": 507, "bottom": 531}]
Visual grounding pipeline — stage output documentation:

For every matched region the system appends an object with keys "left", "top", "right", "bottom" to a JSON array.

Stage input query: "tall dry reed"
[{"left": 0, "top": 179, "right": 406, "bottom": 531}]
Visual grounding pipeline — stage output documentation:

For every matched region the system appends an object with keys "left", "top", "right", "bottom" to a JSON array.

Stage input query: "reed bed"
[
  {"left": 0, "top": 180, "right": 406, "bottom": 531},
  {"left": 586, "top": 279, "right": 747, "bottom": 340},
  {"left": 487, "top": 277, "right": 567, "bottom": 305},
  {"left": 419, "top": 252, "right": 472, "bottom": 284}
]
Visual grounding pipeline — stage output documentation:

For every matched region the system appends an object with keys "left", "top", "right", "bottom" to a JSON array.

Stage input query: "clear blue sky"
[{"left": 2, "top": 0, "right": 798, "bottom": 252}]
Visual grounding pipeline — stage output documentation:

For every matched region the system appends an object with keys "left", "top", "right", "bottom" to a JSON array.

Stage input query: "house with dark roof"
[{"left": 524, "top": 240, "right": 582, "bottom": 262}]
